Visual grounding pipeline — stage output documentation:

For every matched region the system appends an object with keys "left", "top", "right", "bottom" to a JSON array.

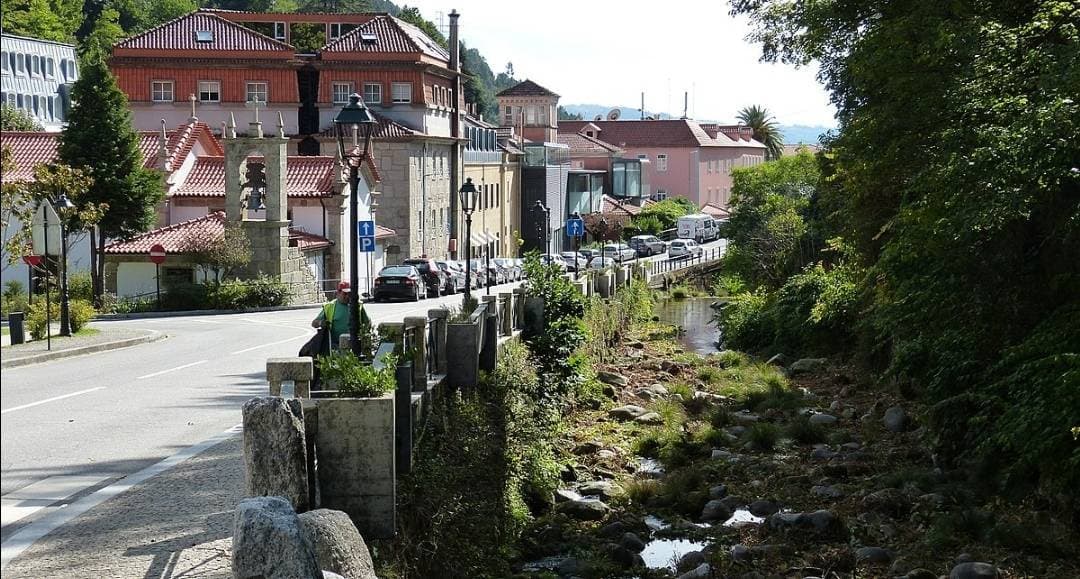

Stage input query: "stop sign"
[
  {"left": 23, "top": 254, "right": 43, "bottom": 267},
  {"left": 149, "top": 244, "right": 167, "bottom": 265}
]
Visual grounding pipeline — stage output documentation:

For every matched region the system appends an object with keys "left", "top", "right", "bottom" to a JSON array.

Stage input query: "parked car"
[
  {"left": 540, "top": 254, "right": 568, "bottom": 272},
  {"left": 494, "top": 258, "right": 520, "bottom": 281},
  {"left": 578, "top": 248, "right": 600, "bottom": 261},
  {"left": 602, "top": 243, "right": 637, "bottom": 261},
  {"left": 629, "top": 235, "right": 666, "bottom": 257},
  {"left": 587, "top": 256, "right": 616, "bottom": 270},
  {"left": 402, "top": 257, "right": 443, "bottom": 297},
  {"left": 436, "top": 260, "right": 467, "bottom": 293},
  {"left": 461, "top": 259, "right": 485, "bottom": 289},
  {"left": 677, "top": 214, "right": 720, "bottom": 243},
  {"left": 372, "top": 265, "right": 424, "bottom": 302},
  {"left": 560, "top": 251, "right": 587, "bottom": 272},
  {"left": 668, "top": 238, "right": 703, "bottom": 258},
  {"left": 469, "top": 258, "right": 502, "bottom": 286}
]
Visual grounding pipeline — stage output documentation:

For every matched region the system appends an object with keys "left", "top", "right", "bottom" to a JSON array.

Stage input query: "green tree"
[
  {"left": 180, "top": 221, "right": 252, "bottom": 282},
  {"left": 557, "top": 106, "right": 582, "bottom": 121},
  {"left": 1, "top": 106, "right": 43, "bottom": 131},
  {"left": 78, "top": 6, "right": 125, "bottom": 61},
  {"left": 58, "top": 55, "right": 164, "bottom": 300},
  {"left": 397, "top": 6, "right": 446, "bottom": 48},
  {"left": 636, "top": 197, "right": 696, "bottom": 231},
  {"left": 0, "top": 0, "right": 82, "bottom": 43},
  {"left": 736, "top": 105, "right": 784, "bottom": 160}
]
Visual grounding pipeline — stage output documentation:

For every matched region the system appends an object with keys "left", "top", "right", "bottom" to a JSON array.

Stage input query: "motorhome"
[{"left": 676, "top": 214, "right": 720, "bottom": 243}]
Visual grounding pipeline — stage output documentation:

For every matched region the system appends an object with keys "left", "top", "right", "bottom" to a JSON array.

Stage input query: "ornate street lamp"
[
  {"left": 531, "top": 200, "right": 549, "bottom": 255},
  {"left": 333, "top": 93, "right": 378, "bottom": 358},
  {"left": 54, "top": 192, "right": 75, "bottom": 336},
  {"left": 458, "top": 178, "right": 477, "bottom": 301}
]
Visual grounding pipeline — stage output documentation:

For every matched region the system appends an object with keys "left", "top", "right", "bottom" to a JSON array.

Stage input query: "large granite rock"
[
  {"left": 242, "top": 397, "right": 310, "bottom": 511},
  {"left": 701, "top": 499, "right": 733, "bottom": 522},
  {"left": 949, "top": 562, "right": 1002, "bottom": 579},
  {"left": 884, "top": 406, "right": 910, "bottom": 432},
  {"left": 556, "top": 498, "right": 611, "bottom": 520},
  {"left": 597, "top": 371, "right": 629, "bottom": 387},
  {"left": 609, "top": 405, "right": 648, "bottom": 421},
  {"left": 298, "top": 509, "right": 377, "bottom": 579},
  {"left": 765, "top": 509, "right": 844, "bottom": 538},
  {"left": 232, "top": 496, "right": 320, "bottom": 579},
  {"left": 789, "top": 358, "right": 827, "bottom": 375}
]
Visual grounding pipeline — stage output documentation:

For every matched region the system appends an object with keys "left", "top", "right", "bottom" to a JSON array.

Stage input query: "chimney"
[
  {"left": 682, "top": 91, "right": 688, "bottom": 120},
  {"left": 700, "top": 123, "right": 720, "bottom": 139},
  {"left": 640, "top": 92, "right": 645, "bottom": 120}
]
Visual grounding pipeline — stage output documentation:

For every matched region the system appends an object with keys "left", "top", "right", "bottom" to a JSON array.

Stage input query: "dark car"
[
  {"left": 372, "top": 265, "right": 424, "bottom": 302},
  {"left": 402, "top": 257, "right": 442, "bottom": 297},
  {"left": 436, "top": 260, "right": 467, "bottom": 293}
]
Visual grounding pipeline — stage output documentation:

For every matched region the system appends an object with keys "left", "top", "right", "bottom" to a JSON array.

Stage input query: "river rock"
[
  {"left": 609, "top": 405, "right": 648, "bottom": 421},
  {"left": 556, "top": 498, "right": 611, "bottom": 520},
  {"left": 731, "top": 544, "right": 752, "bottom": 562},
  {"left": 811, "top": 485, "right": 845, "bottom": 499},
  {"left": 297, "top": 509, "right": 377, "bottom": 579},
  {"left": 789, "top": 358, "right": 827, "bottom": 375},
  {"left": 232, "top": 496, "right": 320, "bottom": 579},
  {"left": 573, "top": 441, "right": 602, "bottom": 455},
  {"left": 855, "top": 546, "right": 893, "bottom": 564},
  {"left": 597, "top": 449, "right": 617, "bottom": 460},
  {"left": 904, "top": 569, "right": 938, "bottom": 579},
  {"left": 811, "top": 448, "right": 839, "bottom": 460},
  {"left": 726, "top": 425, "right": 748, "bottom": 437},
  {"left": 809, "top": 413, "right": 838, "bottom": 426},
  {"left": 748, "top": 499, "right": 779, "bottom": 516},
  {"left": 711, "top": 449, "right": 737, "bottom": 461},
  {"left": 677, "top": 551, "right": 707, "bottom": 572},
  {"left": 597, "top": 371, "right": 629, "bottom": 387},
  {"left": 554, "top": 489, "right": 581, "bottom": 503},
  {"left": 598, "top": 520, "right": 626, "bottom": 538},
  {"left": 322, "top": 572, "right": 344, "bottom": 579},
  {"left": 701, "top": 499, "right": 734, "bottom": 522},
  {"left": 949, "top": 562, "right": 1001, "bottom": 579},
  {"left": 578, "top": 480, "right": 621, "bottom": 499},
  {"left": 719, "top": 495, "right": 745, "bottom": 512},
  {"left": 709, "top": 484, "right": 728, "bottom": 499},
  {"left": 242, "top": 397, "right": 310, "bottom": 511},
  {"left": 677, "top": 563, "right": 711, "bottom": 579},
  {"left": 620, "top": 532, "right": 646, "bottom": 552},
  {"left": 601, "top": 543, "right": 643, "bottom": 569},
  {"left": 766, "top": 510, "right": 843, "bottom": 537},
  {"left": 634, "top": 412, "right": 664, "bottom": 425},
  {"left": 883, "top": 406, "right": 910, "bottom": 432},
  {"left": 862, "top": 488, "right": 910, "bottom": 518},
  {"left": 731, "top": 411, "right": 761, "bottom": 424}
]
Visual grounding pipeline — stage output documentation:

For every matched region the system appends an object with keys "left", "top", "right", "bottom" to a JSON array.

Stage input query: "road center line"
[
  {"left": 1, "top": 388, "right": 106, "bottom": 415},
  {"left": 0, "top": 424, "right": 242, "bottom": 570},
  {"left": 135, "top": 360, "right": 207, "bottom": 380},
  {"left": 230, "top": 333, "right": 311, "bottom": 355}
]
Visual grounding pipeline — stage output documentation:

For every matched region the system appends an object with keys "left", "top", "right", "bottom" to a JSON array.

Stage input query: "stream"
[{"left": 654, "top": 298, "right": 723, "bottom": 355}]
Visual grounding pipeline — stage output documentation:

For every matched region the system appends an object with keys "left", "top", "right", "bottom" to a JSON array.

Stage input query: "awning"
[{"left": 470, "top": 231, "right": 498, "bottom": 245}]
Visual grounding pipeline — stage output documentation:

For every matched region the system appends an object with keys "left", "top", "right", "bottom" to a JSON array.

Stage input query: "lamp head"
[
  {"left": 333, "top": 93, "right": 377, "bottom": 160},
  {"left": 458, "top": 177, "right": 477, "bottom": 214}
]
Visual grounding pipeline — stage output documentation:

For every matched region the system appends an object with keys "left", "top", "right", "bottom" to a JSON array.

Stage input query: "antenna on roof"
[
  {"left": 640, "top": 92, "right": 645, "bottom": 120},
  {"left": 682, "top": 91, "right": 688, "bottom": 120},
  {"left": 607, "top": 108, "right": 621, "bottom": 121}
]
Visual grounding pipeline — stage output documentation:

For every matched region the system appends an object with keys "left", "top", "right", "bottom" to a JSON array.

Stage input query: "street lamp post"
[
  {"left": 531, "top": 200, "right": 549, "bottom": 256},
  {"left": 333, "top": 93, "right": 378, "bottom": 358},
  {"left": 55, "top": 193, "right": 75, "bottom": 336},
  {"left": 459, "top": 178, "right": 477, "bottom": 302}
]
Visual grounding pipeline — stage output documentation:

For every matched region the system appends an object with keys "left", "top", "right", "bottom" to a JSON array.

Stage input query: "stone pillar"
[
  {"left": 512, "top": 287, "right": 526, "bottom": 329},
  {"left": 325, "top": 198, "right": 346, "bottom": 292},
  {"left": 597, "top": 272, "right": 612, "bottom": 298},
  {"left": 480, "top": 296, "right": 498, "bottom": 371},
  {"left": 267, "top": 357, "right": 314, "bottom": 398},
  {"left": 403, "top": 316, "right": 427, "bottom": 391},
  {"left": 428, "top": 308, "right": 449, "bottom": 374},
  {"left": 232, "top": 497, "right": 321, "bottom": 579},
  {"left": 242, "top": 397, "right": 310, "bottom": 512},
  {"left": 500, "top": 292, "right": 513, "bottom": 336},
  {"left": 263, "top": 138, "right": 289, "bottom": 222}
]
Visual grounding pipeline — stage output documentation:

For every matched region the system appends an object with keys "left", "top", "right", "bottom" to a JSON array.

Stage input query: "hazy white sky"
[{"left": 402, "top": 0, "right": 837, "bottom": 127}]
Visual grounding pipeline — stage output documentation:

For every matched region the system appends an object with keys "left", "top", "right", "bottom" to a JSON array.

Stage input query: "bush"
[
  {"left": 787, "top": 415, "right": 827, "bottom": 444},
  {"left": 68, "top": 299, "right": 96, "bottom": 333},
  {"left": 26, "top": 297, "right": 60, "bottom": 340},
  {"left": 68, "top": 272, "right": 94, "bottom": 302},
  {"left": 317, "top": 351, "right": 398, "bottom": 398},
  {"left": 747, "top": 422, "right": 782, "bottom": 451},
  {"left": 242, "top": 275, "right": 291, "bottom": 307},
  {"left": 161, "top": 283, "right": 209, "bottom": 310},
  {"left": 2, "top": 281, "right": 29, "bottom": 319}
]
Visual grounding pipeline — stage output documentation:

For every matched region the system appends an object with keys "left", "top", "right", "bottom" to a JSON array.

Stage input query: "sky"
[{"left": 401, "top": 0, "right": 837, "bottom": 128}]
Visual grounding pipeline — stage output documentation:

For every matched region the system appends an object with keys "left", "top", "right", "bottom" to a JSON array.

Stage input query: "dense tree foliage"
[
  {"left": 737, "top": 105, "right": 784, "bottom": 160},
  {"left": 1, "top": 106, "right": 43, "bottom": 132},
  {"left": 727, "top": 0, "right": 1080, "bottom": 495}
]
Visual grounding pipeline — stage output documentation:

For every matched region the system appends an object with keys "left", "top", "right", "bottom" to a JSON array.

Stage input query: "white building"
[{"left": 1, "top": 33, "right": 79, "bottom": 132}]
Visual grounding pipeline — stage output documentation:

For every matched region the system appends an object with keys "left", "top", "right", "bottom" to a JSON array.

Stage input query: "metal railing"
[{"left": 648, "top": 246, "right": 724, "bottom": 276}]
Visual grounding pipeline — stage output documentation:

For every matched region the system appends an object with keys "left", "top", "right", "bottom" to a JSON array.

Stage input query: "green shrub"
[
  {"left": 709, "top": 407, "right": 733, "bottom": 428},
  {"left": 68, "top": 272, "right": 94, "bottom": 302},
  {"left": 713, "top": 349, "right": 747, "bottom": 368},
  {"left": 787, "top": 415, "right": 827, "bottom": 444},
  {"left": 697, "top": 365, "right": 721, "bottom": 384},
  {"left": 317, "top": 351, "right": 399, "bottom": 398},
  {"left": 623, "top": 479, "right": 661, "bottom": 506},
  {"left": 1, "top": 289, "right": 29, "bottom": 319},
  {"left": 747, "top": 422, "right": 782, "bottom": 451},
  {"left": 26, "top": 297, "right": 60, "bottom": 339},
  {"left": 161, "top": 283, "right": 209, "bottom": 310},
  {"left": 68, "top": 299, "right": 96, "bottom": 333},
  {"left": 242, "top": 275, "right": 290, "bottom": 307}
]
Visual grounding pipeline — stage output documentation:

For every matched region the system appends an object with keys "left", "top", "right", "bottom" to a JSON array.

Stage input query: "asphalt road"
[{"left": 0, "top": 281, "right": 519, "bottom": 542}]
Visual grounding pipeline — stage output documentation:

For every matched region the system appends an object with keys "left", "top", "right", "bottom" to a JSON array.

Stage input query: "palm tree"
[{"left": 737, "top": 105, "right": 784, "bottom": 160}]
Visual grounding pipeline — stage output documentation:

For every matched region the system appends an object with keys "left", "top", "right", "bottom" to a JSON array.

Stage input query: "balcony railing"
[{"left": 463, "top": 149, "right": 503, "bottom": 164}]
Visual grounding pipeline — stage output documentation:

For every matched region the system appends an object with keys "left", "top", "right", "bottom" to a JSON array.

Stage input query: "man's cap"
[{"left": 337, "top": 281, "right": 351, "bottom": 292}]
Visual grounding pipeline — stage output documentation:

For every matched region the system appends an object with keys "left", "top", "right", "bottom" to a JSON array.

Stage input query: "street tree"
[
  {"left": 58, "top": 51, "right": 164, "bottom": 300},
  {"left": 179, "top": 221, "right": 252, "bottom": 282},
  {"left": 736, "top": 105, "right": 784, "bottom": 160}
]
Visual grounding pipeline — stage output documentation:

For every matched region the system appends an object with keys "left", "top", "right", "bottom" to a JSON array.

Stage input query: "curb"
[
  {"left": 94, "top": 303, "right": 324, "bottom": 321},
  {"left": 1, "top": 330, "right": 167, "bottom": 369}
]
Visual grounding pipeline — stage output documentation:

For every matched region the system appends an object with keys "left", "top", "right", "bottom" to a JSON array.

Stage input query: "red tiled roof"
[
  {"left": 602, "top": 195, "right": 643, "bottom": 216},
  {"left": 701, "top": 201, "right": 731, "bottom": 219},
  {"left": 495, "top": 79, "right": 559, "bottom": 98},
  {"left": 2, "top": 132, "right": 160, "bottom": 183},
  {"left": 104, "top": 211, "right": 336, "bottom": 254},
  {"left": 559, "top": 119, "right": 765, "bottom": 149},
  {"left": 173, "top": 155, "right": 337, "bottom": 198},
  {"left": 317, "top": 110, "right": 425, "bottom": 141},
  {"left": 113, "top": 11, "right": 294, "bottom": 53},
  {"left": 557, "top": 131, "right": 622, "bottom": 155},
  {"left": 375, "top": 225, "right": 395, "bottom": 240},
  {"left": 320, "top": 15, "right": 448, "bottom": 61}
]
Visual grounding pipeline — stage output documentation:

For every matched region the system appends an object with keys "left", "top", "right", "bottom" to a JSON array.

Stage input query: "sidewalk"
[{"left": 0, "top": 325, "right": 164, "bottom": 368}]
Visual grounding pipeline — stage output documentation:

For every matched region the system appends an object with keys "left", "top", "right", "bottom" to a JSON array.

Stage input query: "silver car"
[{"left": 602, "top": 243, "right": 637, "bottom": 261}]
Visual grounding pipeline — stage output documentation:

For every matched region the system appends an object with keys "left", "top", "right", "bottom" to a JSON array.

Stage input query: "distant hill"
[{"left": 562, "top": 104, "right": 833, "bottom": 145}]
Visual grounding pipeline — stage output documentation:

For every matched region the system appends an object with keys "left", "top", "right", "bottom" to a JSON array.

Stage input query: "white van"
[{"left": 677, "top": 214, "right": 719, "bottom": 243}]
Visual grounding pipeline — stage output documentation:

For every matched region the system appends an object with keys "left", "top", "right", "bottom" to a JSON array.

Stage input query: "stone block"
[
  {"left": 267, "top": 358, "right": 314, "bottom": 383},
  {"left": 297, "top": 509, "right": 378, "bottom": 579},
  {"left": 232, "top": 496, "right": 320, "bottom": 579},
  {"left": 242, "top": 397, "right": 310, "bottom": 512}
]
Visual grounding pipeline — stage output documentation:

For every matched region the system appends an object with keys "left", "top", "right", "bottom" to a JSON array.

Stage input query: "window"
[
  {"left": 17, "top": 53, "right": 25, "bottom": 74},
  {"left": 362, "top": 82, "right": 381, "bottom": 104},
  {"left": 526, "top": 105, "right": 536, "bottom": 124},
  {"left": 46, "top": 57, "right": 54, "bottom": 77},
  {"left": 1, "top": 52, "right": 8, "bottom": 74},
  {"left": 331, "top": 82, "right": 352, "bottom": 104},
  {"left": 151, "top": 80, "right": 174, "bottom": 102},
  {"left": 273, "top": 22, "right": 287, "bottom": 41},
  {"left": 503, "top": 105, "right": 512, "bottom": 124},
  {"left": 706, "top": 159, "right": 714, "bottom": 173},
  {"left": 195, "top": 30, "right": 214, "bottom": 42},
  {"left": 198, "top": 81, "right": 220, "bottom": 102},
  {"left": 391, "top": 82, "right": 411, "bottom": 104},
  {"left": 47, "top": 97, "right": 54, "bottom": 120},
  {"left": 66, "top": 59, "right": 76, "bottom": 80},
  {"left": 246, "top": 82, "right": 268, "bottom": 104},
  {"left": 329, "top": 23, "right": 343, "bottom": 40},
  {"left": 657, "top": 154, "right": 668, "bottom": 172},
  {"left": 32, "top": 55, "right": 40, "bottom": 75}
]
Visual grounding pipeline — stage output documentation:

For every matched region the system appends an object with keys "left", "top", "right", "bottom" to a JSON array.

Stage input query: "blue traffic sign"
[
  {"left": 359, "top": 237, "right": 376, "bottom": 253},
  {"left": 566, "top": 218, "right": 585, "bottom": 237},
  {"left": 357, "top": 220, "right": 375, "bottom": 237}
]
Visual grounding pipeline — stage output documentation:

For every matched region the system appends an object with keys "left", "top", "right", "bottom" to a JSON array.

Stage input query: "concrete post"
[
  {"left": 499, "top": 293, "right": 513, "bottom": 336},
  {"left": 445, "top": 318, "right": 480, "bottom": 389},
  {"left": 267, "top": 357, "right": 314, "bottom": 398},
  {"left": 512, "top": 287, "right": 526, "bottom": 329},
  {"left": 394, "top": 362, "right": 413, "bottom": 476},
  {"left": 242, "top": 397, "right": 310, "bottom": 512},
  {"left": 428, "top": 308, "right": 449, "bottom": 374},
  {"left": 480, "top": 296, "right": 498, "bottom": 372},
  {"left": 403, "top": 316, "right": 427, "bottom": 391},
  {"left": 597, "top": 272, "right": 612, "bottom": 298}
]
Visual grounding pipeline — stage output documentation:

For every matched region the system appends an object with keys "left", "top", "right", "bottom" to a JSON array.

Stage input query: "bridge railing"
[{"left": 648, "top": 245, "right": 724, "bottom": 276}]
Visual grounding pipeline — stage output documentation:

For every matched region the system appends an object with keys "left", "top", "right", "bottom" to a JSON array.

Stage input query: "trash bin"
[{"left": 9, "top": 312, "right": 25, "bottom": 345}]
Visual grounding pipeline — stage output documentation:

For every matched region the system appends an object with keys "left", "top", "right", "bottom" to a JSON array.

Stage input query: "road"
[{"left": 0, "top": 282, "right": 518, "bottom": 547}]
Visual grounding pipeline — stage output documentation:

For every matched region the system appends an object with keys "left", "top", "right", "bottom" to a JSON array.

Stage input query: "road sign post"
[
  {"left": 22, "top": 255, "right": 42, "bottom": 305},
  {"left": 566, "top": 214, "right": 584, "bottom": 280},
  {"left": 357, "top": 220, "right": 376, "bottom": 296},
  {"left": 149, "top": 244, "right": 167, "bottom": 309}
]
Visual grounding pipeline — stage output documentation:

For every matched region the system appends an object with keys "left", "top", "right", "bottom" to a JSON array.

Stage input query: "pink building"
[{"left": 558, "top": 119, "right": 766, "bottom": 208}]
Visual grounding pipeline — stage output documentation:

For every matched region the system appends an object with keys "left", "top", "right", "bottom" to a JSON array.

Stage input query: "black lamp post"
[
  {"left": 333, "top": 93, "right": 378, "bottom": 358},
  {"left": 531, "top": 200, "right": 549, "bottom": 255},
  {"left": 55, "top": 192, "right": 75, "bottom": 336},
  {"left": 458, "top": 177, "right": 477, "bottom": 301}
]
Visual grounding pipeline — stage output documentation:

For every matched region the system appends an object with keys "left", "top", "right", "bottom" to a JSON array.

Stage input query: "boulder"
[
  {"left": 811, "top": 485, "right": 845, "bottom": 499},
  {"left": 556, "top": 498, "right": 610, "bottom": 520},
  {"left": 297, "top": 509, "right": 377, "bottom": 579},
  {"left": 554, "top": 489, "right": 582, "bottom": 503},
  {"left": 748, "top": 500, "right": 779, "bottom": 516},
  {"left": 766, "top": 510, "right": 843, "bottom": 537},
  {"left": 634, "top": 412, "right": 664, "bottom": 425},
  {"left": 578, "top": 480, "right": 621, "bottom": 500},
  {"left": 557, "top": 557, "right": 581, "bottom": 576},
  {"left": 883, "top": 406, "right": 910, "bottom": 432},
  {"left": 598, "top": 520, "right": 626, "bottom": 538},
  {"left": 731, "top": 412, "right": 761, "bottom": 424},
  {"left": 573, "top": 441, "right": 602, "bottom": 455},
  {"left": 855, "top": 546, "right": 893, "bottom": 564},
  {"left": 904, "top": 569, "right": 938, "bottom": 579},
  {"left": 949, "top": 562, "right": 1001, "bottom": 579},
  {"left": 731, "top": 544, "right": 752, "bottom": 562},
  {"left": 601, "top": 543, "right": 643, "bottom": 569},
  {"left": 242, "top": 397, "right": 310, "bottom": 511},
  {"left": 232, "top": 496, "right": 320, "bottom": 579},
  {"left": 808, "top": 413, "right": 838, "bottom": 426},
  {"left": 789, "top": 358, "right": 827, "bottom": 375},
  {"left": 620, "top": 532, "right": 646, "bottom": 552},
  {"left": 718, "top": 495, "right": 745, "bottom": 512},
  {"left": 811, "top": 448, "right": 839, "bottom": 460},
  {"left": 322, "top": 572, "right": 344, "bottom": 579},
  {"left": 597, "top": 371, "right": 629, "bottom": 387},
  {"left": 597, "top": 449, "right": 617, "bottom": 461},
  {"left": 709, "top": 484, "right": 728, "bottom": 499},
  {"left": 609, "top": 405, "right": 648, "bottom": 421},
  {"left": 701, "top": 499, "right": 733, "bottom": 522},
  {"left": 711, "top": 449, "right": 738, "bottom": 461},
  {"left": 677, "top": 551, "right": 707, "bottom": 572},
  {"left": 726, "top": 425, "right": 748, "bottom": 437},
  {"left": 677, "top": 563, "right": 711, "bottom": 579}
]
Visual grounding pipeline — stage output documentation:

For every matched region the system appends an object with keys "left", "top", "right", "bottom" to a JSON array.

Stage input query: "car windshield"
[
  {"left": 381, "top": 266, "right": 413, "bottom": 275},
  {"left": 672, "top": 241, "right": 686, "bottom": 247}
]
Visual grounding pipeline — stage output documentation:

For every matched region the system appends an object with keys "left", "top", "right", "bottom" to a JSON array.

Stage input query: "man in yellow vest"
[{"left": 310, "top": 281, "right": 371, "bottom": 353}]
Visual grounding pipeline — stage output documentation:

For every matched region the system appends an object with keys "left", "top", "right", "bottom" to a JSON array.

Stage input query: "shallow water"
[
  {"left": 654, "top": 298, "right": 722, "bottom": 355},
  {"left": 636, "top": 458, "right": 665, "bottom": 478},
  {"left": 640, "top": 538, "right": 709, "bottom": 571}
]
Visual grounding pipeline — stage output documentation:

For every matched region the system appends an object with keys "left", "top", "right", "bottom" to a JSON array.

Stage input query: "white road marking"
[
  {"left": 1, "top": 474, "right": 111, "bottom": 527},
  {"left": 0, "top": 424, "right": 242, "bottom": 570},
  {"left": 230, "top": 333, "right": 311, "bottom": 355},
  {"left": 135, "top": 360, "right": 207, "bottom": 380},
  {"left": 0, "top": 388, "right": 106, "bottom": 415}
]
